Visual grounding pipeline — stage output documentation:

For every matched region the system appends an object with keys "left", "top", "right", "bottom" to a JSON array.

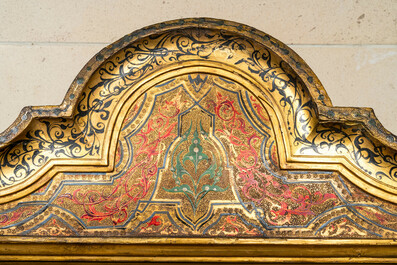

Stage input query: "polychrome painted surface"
[
  {"left": 0, "top": 19, "right": 395, "bottom": 247},
  {"left": 0, "top": 73, "right": 395, "bottom": 238}
]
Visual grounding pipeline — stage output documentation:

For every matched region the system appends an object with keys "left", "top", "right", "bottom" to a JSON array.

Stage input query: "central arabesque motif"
[{"left": 164, "top": 123, "right": 228, "bottom": 216}]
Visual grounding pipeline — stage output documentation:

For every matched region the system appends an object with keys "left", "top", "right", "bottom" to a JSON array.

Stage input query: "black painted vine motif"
[{"left": 0, "top": 26, "right": 396, "bottom": 189}]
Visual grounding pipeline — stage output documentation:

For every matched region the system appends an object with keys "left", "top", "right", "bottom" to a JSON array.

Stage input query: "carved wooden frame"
[{"left": 0, "top": 18, "right": 396, "bottom": 263}]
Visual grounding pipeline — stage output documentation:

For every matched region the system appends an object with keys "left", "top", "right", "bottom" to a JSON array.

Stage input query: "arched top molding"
[
  {"left": 0, "top": 17, "right": 396, "bottom": 203},
  {"left": 0, "top": 18, "right": 397, "bottom": 263}
]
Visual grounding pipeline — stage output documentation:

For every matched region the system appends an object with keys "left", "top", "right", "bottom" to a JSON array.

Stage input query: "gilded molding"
[{"left": 0, "top": 18, "right": 395, "bottom": 263}]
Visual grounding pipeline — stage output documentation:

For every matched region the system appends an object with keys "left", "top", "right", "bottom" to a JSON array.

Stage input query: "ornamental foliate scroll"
[{"left": 0, "top": 18, "right": 396, "bottom": 263}]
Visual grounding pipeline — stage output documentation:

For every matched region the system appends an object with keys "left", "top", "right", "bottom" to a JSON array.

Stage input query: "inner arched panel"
[{"left": 1, "top": 73, "right": 396, "bottom": 239}]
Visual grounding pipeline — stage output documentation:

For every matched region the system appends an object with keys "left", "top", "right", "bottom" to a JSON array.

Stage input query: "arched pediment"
[{"left": 0, "top": 18, "right": 396, "bottom": 263}]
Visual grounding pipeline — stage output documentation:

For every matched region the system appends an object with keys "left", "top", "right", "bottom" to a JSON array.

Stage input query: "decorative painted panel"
[{"left": 0, "top": 18, "right": 395, "bottom": 263}]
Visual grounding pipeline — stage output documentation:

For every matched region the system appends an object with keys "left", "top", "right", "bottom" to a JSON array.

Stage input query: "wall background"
[{"left": 0, "top": 0, "right": 396, "bottom": 134}]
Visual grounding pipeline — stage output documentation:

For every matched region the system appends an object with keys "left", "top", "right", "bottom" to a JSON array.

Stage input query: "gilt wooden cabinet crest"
[{"left": 0, "top": 18, "right": 396, "bottom": 263}]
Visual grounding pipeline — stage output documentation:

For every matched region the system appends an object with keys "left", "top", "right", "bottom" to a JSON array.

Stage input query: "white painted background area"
[{"left": 0, "top": 0, "right": 396, "bottom": 134}]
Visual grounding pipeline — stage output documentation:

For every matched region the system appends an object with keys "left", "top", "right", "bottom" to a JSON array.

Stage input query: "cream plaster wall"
[{"left": 0, "top": 0, "right": 396, "bottom": 134}]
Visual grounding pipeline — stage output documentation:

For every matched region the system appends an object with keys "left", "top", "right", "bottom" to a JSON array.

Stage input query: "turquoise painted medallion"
[{"left": 164, "top": 122, "right": 228, "bottom": 215}]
